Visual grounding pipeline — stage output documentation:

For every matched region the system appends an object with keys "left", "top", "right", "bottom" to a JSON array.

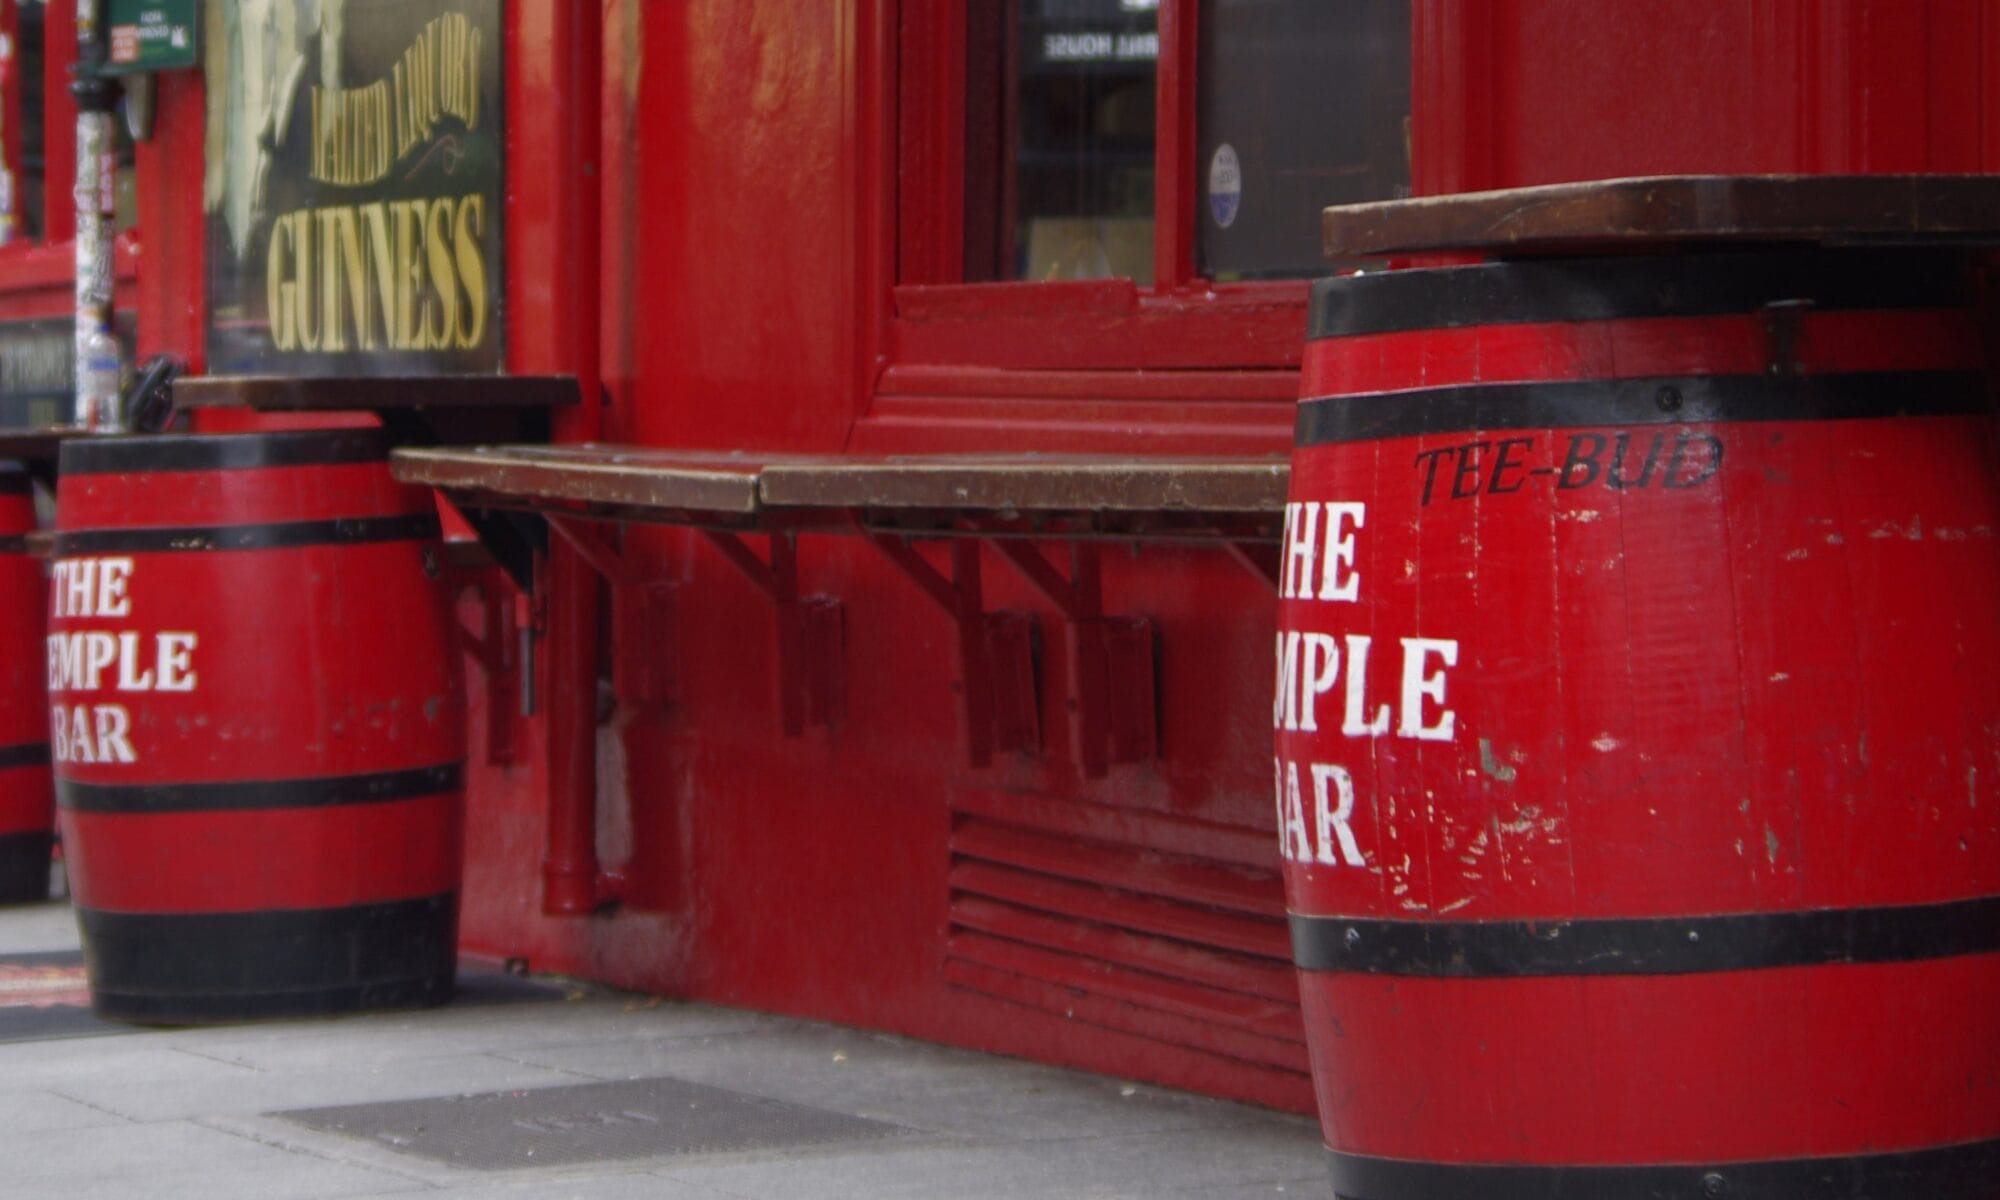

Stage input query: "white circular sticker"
[{"left": 1208, "top": 143, "right": 1242, "bottom": 229}]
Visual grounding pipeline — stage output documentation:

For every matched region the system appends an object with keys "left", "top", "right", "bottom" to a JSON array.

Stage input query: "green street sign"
[{"left": 103, "top": 0, "right": 200, "bottom": 75}]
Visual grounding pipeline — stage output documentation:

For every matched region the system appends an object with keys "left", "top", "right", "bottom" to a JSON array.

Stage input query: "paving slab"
[
  {"left": 497, "top": 1022, "right": 1280, "bottom": 1141},
  {"left": 0, "top": 1087, "right": 135, "bottom": 1133},
  {"left": 0, "top": 899, "right": 1327, "bottom": 1199},
  {"left": 2, "top": 1118, "right": 419, "bottom": 1199},
  {"left": 171, "top": 994, "right": 780, "bottom": 1072},
  {"left": 653, "top": 1122, "right": 1326, "bottom": 1200},
  {"left": 4, "top": 895, "right": 81, "bottom": 951},
  {"left": 53, "top": 1046, "right": 599, "bottom": 1123}
]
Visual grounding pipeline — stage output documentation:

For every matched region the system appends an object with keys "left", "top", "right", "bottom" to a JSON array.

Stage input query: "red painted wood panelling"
[
  {"left": 1413, "top": 0, "right": 2000, "bottom": 191},
  {"left": 133, "top": 72, "right": 205, "bottom": 368},
  {"left": 619, "top": 0, "right": 873, "bottom": 452}
]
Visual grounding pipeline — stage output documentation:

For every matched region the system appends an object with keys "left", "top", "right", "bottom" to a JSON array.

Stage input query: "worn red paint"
[
  {"left": 46, "top": 0, "right": 2000, "bottom": 1117},
  {"left": 0, "top": 469, "right": 51, "bottom": 901},
  {"left": 1279, "top": 250, "right": 2000, "bottom": 1175},
  {"left": 51, "top": 436, "right": 463, "bottom": 917}
]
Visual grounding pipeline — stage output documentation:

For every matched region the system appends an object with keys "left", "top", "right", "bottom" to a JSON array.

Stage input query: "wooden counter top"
[
  {"left": 0, "top": 426, "right": 81, "bottom": 464},
  {"left": 391, "top": 444, "right": 1292, "bottom": 536},
  {"left": 394, "top": 444, "right": 768, "bottom": 516},
  {"left": 1323, "top": 174, "right": 2000, "bottom": 259},
  {"left": 172, "top": 375, "right": 579, "bottom": 411}
]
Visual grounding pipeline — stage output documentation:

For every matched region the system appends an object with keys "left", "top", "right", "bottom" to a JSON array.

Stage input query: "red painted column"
[
  {"left": 505, "top": 0, "right": 606, "bottom": 916},
  {"left": 530, "top": 0, "right": 606, "bottom": 915}
]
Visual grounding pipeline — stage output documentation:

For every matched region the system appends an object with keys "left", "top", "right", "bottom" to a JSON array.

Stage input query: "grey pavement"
[{"left": 0, "top": 895, "right": 1325, "bottom": 1199}]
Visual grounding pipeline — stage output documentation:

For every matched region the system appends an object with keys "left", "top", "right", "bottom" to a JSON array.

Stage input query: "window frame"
[{"left": 887, "top": 0, "right": 1313, "bottom": 379}]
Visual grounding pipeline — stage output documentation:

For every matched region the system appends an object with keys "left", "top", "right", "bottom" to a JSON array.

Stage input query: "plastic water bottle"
[{"left": 78, "top": 326, "right": 122, "bottom": 432}]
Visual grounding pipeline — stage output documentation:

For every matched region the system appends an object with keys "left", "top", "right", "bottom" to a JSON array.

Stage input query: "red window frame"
[{"left": 884, "top": 0, "right": 1310, "bottom": 386}]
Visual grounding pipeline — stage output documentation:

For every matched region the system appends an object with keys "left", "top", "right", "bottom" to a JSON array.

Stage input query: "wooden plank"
[
  {"left": 0, "top": 427, "right": 78, "bottom": 463},
  {"left": 395, "top": 444, "right": 1291, "bottom": 528},
  {"left": 174, "top": 375, "right": 580, "bottom": 410},
  {"left": 391, "top": 445, "right": 765, "bottom": 515},
  {"left": 759, "top": 454, "right": 1290, "bottom": 513},
  {"left": 1323, "top": 174, "right": 2000, "bottom": 259}
]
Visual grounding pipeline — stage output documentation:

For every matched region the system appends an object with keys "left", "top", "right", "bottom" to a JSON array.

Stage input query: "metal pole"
[
  {"left": 0, "top": 2, "right": 24, "bottom": 247},
  {"left": 541, "top": 0, "right": 607, "bottom": 916},
  {"left": 72, "top": 0, "right": 121, "bottom": 432}
]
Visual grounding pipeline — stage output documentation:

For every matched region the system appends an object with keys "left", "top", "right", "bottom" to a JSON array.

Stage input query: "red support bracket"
[
  {"left": 868, "top": 535, "right": 1039, "bottom": 768},
  {"left": 987, "top": 540, "right": 1157, "bottom": 779},
  {"left": 1225, "top": 540, "right": 1282, "bottom": 592},
  {"left": 610, "top": 580, "right": 678, "bottom": 707},
  {"left": 546, "top": 515, "right": 677, "bottom": 710},
  {"left": 455, "top": 571, "right": 519, "bottom": 767},
  {"left": 541, "top": 516, "right": 841, "bottom": 735},
  {"left": 547, "top": 515, "right": 633, "bottom": 586},
  {"left": 698, "top": 530, "right": 845, "bottom": 736}
]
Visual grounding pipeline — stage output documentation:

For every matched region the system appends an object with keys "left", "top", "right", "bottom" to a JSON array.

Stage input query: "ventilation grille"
[{"left": 946, "top": 788, "right": 1308, "bottom": 1080}]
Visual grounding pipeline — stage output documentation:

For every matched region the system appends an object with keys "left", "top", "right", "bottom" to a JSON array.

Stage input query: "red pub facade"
[{"left": 3, "top": 0, "right": 1999, "bottom": 1190}]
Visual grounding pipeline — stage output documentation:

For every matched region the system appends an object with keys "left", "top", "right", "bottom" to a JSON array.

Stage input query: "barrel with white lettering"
[
  {"left": 0, "top": 464, "right": 52, "bottom": 903},
  {"left": 1277, "top": 248, "right": 2000, "bottom": 1198},
  {"left": 52, "top": 430, "right": 464, "bottom": 1023}
]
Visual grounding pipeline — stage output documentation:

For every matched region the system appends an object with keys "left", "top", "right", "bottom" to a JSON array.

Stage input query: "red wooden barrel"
[
  {"left": 0, "top": 463, "right": 51, "bottom": 903},
  {"left": 51, "top": 431, "right": 464, "bottom": 1023},
  {"left": 1277, "top": 248, "right": 2000, "bottom": 1197}
]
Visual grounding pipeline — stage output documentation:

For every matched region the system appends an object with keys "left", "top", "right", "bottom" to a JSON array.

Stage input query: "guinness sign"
[{"left": 204, "top": 0, "right": 503, "bottom": 376}]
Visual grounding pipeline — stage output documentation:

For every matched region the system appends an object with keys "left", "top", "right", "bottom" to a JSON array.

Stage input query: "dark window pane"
[
  {"left": 967, "top": 0, "right": 1157, "bottom": 284},
  {"left": 15, "top": 0, "right": 42, "bottom": 241},
  {"left": 1196, "top": 0, "right": 1410, "bottom": 279}
]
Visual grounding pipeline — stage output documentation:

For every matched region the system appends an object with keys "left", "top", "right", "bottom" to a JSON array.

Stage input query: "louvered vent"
[{"left": 946, "top": 788, "right": 1310, "bottom": 1084}]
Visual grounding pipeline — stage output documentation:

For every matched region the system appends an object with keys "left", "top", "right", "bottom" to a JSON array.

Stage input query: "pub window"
[
  {"left": 953, "top": 0, "right": 1409, "bottom": 288},
  {"left": 1194, "top": 0, "right": 1409, "bottom": 279},
  {"left": 8, "top": 0, "right": 41, "bottom": 241},
  {"left": 964, "top": 0, "right": 1159, "bottom": 285}
]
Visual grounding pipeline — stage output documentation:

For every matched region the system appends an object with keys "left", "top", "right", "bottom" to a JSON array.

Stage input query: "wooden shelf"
[
  {"left": 396, "top": 444, "right": 768, "bottom": 518},
  {"left": 1323, "top": 174, "right": 2000, "bottom": 259},
  {"left": 172, "top": 374, "right": 579, "bottom": 411},
  {"left": 394, "top": 443, "right": 1290, "bottom": 771},
  {"left": 392, "top": 444, "right": 1291, "bottom": 537},
  {"left": 759, "top": 455, "right": 1288, "bottom": 515},
  {"left": 0, "top": 426, "right": 80, "bottom": 465}
]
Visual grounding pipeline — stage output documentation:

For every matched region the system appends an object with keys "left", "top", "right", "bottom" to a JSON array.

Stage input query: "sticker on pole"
[{"left": 1208, "top": 143, "right": 1242, "bottom": 229}]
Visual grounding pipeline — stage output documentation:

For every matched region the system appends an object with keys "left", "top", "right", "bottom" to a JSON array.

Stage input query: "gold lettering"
[
  {"left": 293, "top": 212, "right": 319, "bottom": 351},
  {"left": 336, "top": 90, "right": 350, "bottom": 185},
  {"left": 267, "top": 215, "right": 295, "bottom": 350},
  {"left": 361, "top": 202, "right": 397, "bottom": 349},
  {"left": 305, "top": 17, "right": 485, "bottom": 184},
  {"left": 425, "top": 198, "right": 457, "bottom": 350},
  {"left": 453, "top": 195, "right": 487, "bottom": 348},
  {"left": 417, "top": 26, "right": 437, "bottom": 133},
  {"left": 311, "top": 87, "right": 324, "bottom": 182},
  {"left": 317, "top": 208, "right": 345, "bottom": 352},
  {"left": 392, "top": 61, "right": 410, "bottom": 160},
  {"left": 261, "top": 193, "right": 488, "bottom": 357},
  {"left": 334, "top": 207, "right": 372, "bottom": 350},
  {"left": 441, "top": 17, "right": 456, "bottom": 122},
  {"left": 374, "top": 87, "right": 393, "bottom": 183},
  {"left": 395, "top": 199, "right": 424, "bottom": 350},
  {"left": 308, "top": 79, "right": 398, "bottom": 186}
]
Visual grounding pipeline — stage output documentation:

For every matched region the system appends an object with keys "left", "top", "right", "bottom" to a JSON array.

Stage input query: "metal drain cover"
[{"left": 276, "top": 1076, "right": 907, "bottom": 1169}]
